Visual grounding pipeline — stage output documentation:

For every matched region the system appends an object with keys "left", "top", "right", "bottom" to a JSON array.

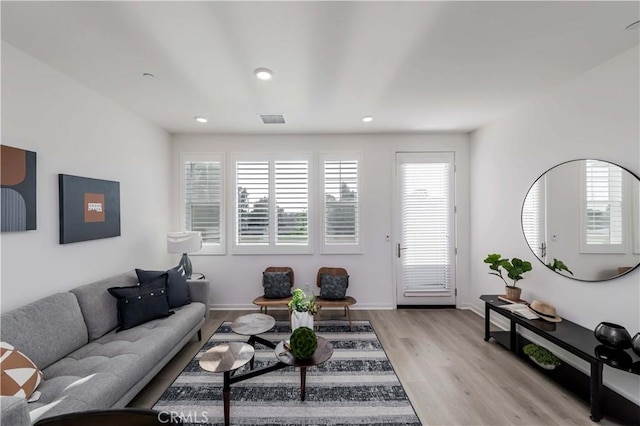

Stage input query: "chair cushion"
[
  {"left": 319, "top": 274, "right": 349, "bottom": 300},
  {"left": 108, "top": 274, "right": 173, "bottom": 331},
  {"left": 0, "top": 342, "right": 43, "bottom": 400},
  {"left": 262, "top": 271, "right": 292, "bottom": 299},
  {"left": 136, "top": 266, "right": 191, "bottom": 308}
]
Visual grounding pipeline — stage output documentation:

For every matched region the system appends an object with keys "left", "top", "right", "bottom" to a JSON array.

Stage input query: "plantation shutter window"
[
  {"left": 581, "top": 159, "right": 624, "bottom": 253},
  {"left": 321, "top": 154, "right": 361, "bottom": 253},
  {"left": 233, "top": 154, "right": 311, "bottom": 254},
  {"left": 400, "top": 153, "right": 454, "bottom": 295},
  {"left": 236, "top": 161, "right": 270, "bottom": 246},
  {"left": 182, "top": 154, "right": 224, "bottom": 254},
  {"left": 275, "top": 161, "right": 309, "bottom": 245}
]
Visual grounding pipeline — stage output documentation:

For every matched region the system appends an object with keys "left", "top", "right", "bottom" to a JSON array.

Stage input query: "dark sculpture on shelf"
[
  {"left": 632, "top": 333, "right": 640, "bottom": 357},
  {"left": 594, "top": 345, "right": 633, "bottom": 370},
  {"left": 594, "top": 322, "right": 632, "bottom": 350}
]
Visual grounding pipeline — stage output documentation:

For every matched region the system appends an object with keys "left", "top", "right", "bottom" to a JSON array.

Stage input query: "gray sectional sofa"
[{"left": 0, "top": 270, "right": 210, "bottom": 425}]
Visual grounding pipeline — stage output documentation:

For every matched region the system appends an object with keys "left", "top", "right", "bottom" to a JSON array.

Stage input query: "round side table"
[
  {"left": 274, "top": 336, "right": 333, "bottom": 401},
  {"left": 199, "top": 342, "right": 254, "bottom": 426},
  {"left": 231, "top": 313, "right": 276, "bottom": 368}
]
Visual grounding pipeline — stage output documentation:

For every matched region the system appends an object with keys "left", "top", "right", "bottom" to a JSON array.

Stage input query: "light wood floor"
[{"left": 128, "top": 309, "right": 621, "bottom": 425}]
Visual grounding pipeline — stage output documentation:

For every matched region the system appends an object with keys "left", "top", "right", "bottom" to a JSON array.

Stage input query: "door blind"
[
  {"left": 522, "top": 179, "right": 543, "bottom": 259},
  {"left": 401, "top": 159, "right": 452, "bottom": 294},
  {"left": 184, "top": 161, "right": 221, "bottom": 244}
]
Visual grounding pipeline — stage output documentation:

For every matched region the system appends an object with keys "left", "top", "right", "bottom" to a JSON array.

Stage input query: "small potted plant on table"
[
  {"left": 484, "top": 253, "right": 533, "bottom": 301},
  {"left": 288, "top": 288, "right": 318, "bottom": 331}
]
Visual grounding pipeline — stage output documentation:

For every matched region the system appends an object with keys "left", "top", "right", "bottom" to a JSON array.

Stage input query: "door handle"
[{"left": 397, "top": 243, "right": 407, "bottom": 258}]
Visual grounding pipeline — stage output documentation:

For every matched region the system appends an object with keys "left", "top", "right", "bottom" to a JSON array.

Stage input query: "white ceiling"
[{"left": 2, "top": 1, "right": 638, "bottom": 134}]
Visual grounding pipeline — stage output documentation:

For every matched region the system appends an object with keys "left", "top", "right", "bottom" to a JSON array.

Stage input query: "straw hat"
[{"left": 529, "top": 300, "right": 562, "bottom": 323}]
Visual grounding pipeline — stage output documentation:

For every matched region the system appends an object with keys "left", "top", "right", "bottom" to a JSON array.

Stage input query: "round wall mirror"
[{"left": 522, "top": 159, "right": 640, "bottom": 281}]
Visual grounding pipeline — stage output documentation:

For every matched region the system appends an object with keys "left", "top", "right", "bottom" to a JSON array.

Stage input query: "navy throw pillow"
[
  {"left": 319, "top": 274, "right": 349, "bottom": 300},
  {"left": 108, "top": 274, "right": 173, "bottom": 331},
  {"left": 262, "top": 271, "right": 292, "bottom": 299},
  {"left": 136, "top": 266, "right": 191, "bottom": 309}
]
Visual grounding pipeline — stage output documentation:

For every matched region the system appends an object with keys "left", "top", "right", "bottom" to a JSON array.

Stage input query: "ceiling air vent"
[{"left": 260, "top": 114, "right": 285, "bottom": 124}]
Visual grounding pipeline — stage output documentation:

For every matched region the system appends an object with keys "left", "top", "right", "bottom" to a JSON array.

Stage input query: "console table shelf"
[{"left": 481, "top": 295, "right": 639, "bottom": 424}]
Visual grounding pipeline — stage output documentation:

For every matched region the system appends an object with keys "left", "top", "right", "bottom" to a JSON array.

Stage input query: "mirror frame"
[{"left": 521, "top": 158, "right": 640, "bottom": 282}]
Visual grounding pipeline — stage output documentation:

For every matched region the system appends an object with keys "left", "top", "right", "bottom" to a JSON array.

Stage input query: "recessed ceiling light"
[
  {"left": 362, "top": 116, "right": 373, "bottom": 123},
  {"left": 254, "top": 67, "right": 274, "bottom": 81},
  {"left": 194, "top": 116, "right": 208, "bottom": 123},
  {"left": 626, "top": 20, "right": 640, "bottom": 31}
]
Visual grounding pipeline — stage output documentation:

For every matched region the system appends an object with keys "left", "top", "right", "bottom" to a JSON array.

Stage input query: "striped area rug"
[{"left": 153, "top": 320, "right": 421, "bottom": 425}]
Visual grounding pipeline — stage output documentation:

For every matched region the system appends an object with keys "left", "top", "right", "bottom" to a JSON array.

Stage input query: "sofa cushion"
[
  {"left": 0, "top": 342, "right": 43, "bottom": 399},
  {"left": 0, "top": 293, "right": 88, "bottom": 370},
  {"left": 35, "top": 303, "right": 206, "bottom": 421},
  {"left": 135, "top": 266, "right": 191, "bottom": 309},
  {"left": 70, "top": 271, "right": 138, "bottom": 340},
  {"left": 108, "top": 274, "right": 173, "bottom": 331}
]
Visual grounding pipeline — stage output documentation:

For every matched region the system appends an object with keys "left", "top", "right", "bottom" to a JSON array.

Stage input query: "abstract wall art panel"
[
  {"left": 59, "top": 174, "right": 120, "bottom": 244},
  {"left": 1, "top": 145, "right": 37, "bottom": 232}
]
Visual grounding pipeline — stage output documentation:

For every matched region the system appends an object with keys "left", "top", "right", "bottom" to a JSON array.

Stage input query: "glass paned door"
[{"left": 395, "top": 152, "right": 456, "bottom": 305}]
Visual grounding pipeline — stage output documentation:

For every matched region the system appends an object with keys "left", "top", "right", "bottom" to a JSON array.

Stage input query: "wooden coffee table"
[
  {"left": 199, "top": 342, "right": 254, "bottom": 426},
  {"left": 200, "top": 322, "right": 333, "bottom": 425},
  {"left": 231, "top": 313, "right": 276, "bottom": 369},
  {"left": 275, "top": 336, "right": 333, "bottom": 401}
]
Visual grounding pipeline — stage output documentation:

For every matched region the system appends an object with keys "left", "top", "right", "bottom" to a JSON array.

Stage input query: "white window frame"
[
  {"left": 231, "top": 152, "right": 313, "bottom": 255},
  {"left": 320, "top": 152, "right": 362, "bottom": 254},
  {"left": 180, "top": 153, "right": 225, "bottom": 255},
  {"left": 579, "top": 160, "right": 626, "bottom": 254}
]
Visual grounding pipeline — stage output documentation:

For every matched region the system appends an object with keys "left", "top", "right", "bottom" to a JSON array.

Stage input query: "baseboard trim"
[{"left": 397, "top": 304, "right": 455, "bottom": 309}]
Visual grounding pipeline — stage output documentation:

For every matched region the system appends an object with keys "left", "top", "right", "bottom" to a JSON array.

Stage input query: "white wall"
[
  {"left": 1, "top": 42, "right": 173, "bottom": 311},
  {"left": 172, "top": 133, "right": 470, "bottom": 311},
  {"left": 470, "top": 47, "right": 640, "bottom": 402}
]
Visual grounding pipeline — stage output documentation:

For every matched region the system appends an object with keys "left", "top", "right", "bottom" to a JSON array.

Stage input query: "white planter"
[{"left": 291, "top": 311, "right": 314, "bottom": 331}]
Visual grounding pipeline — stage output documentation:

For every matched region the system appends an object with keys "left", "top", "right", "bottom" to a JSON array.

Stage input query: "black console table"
[{"left": 481, "top": 295, "right": 639, "bottom": 423}]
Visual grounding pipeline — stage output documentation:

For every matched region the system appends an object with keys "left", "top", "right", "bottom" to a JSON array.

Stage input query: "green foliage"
[
  {"left": 289, "top": 326, "right": 318, "bottom": 360},
  {"left": 546, "top": 258, "right": 573, "bottom": 275},
  {"left": 523, "top": 344, "right": 561, "bottom": 366},
  {"left": 483, "top": 253, "right": 533, "bottom": 288},
  {"left": 288, "top": 289, "right": 318, "bottom": 314}
]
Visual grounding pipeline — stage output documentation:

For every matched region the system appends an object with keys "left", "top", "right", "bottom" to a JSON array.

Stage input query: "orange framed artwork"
[{"left": 58, "top": 174, "right": 120, "bottom": 244}]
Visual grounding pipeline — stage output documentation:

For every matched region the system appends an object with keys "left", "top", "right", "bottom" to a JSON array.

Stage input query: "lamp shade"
[{"left": 167, "top": 232, "right": 202, "bottom": 254}]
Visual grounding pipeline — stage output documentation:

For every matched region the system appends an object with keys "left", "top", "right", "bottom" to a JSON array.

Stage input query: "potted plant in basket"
[
  {"left": 288, "top": 288, "right": 318, "bottom": 331},
  {"left": 484, "top": 253, "right": 533, "bottom": 301}
]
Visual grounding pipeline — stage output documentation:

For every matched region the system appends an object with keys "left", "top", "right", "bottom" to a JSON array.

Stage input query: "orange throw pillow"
[{"left": 1, "top": 341, "right": 43, "bottom": 399}]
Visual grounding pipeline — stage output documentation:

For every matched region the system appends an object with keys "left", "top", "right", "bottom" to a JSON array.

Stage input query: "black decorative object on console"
[
  {"left": 594, "top": 322, "right": 632, "bottom": 350},
  {"left": 594, "top": 345, "right": 633, "bottom": 370},
  {"left": 632, "top": 332, "right": 640, "bottom": 357}
]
